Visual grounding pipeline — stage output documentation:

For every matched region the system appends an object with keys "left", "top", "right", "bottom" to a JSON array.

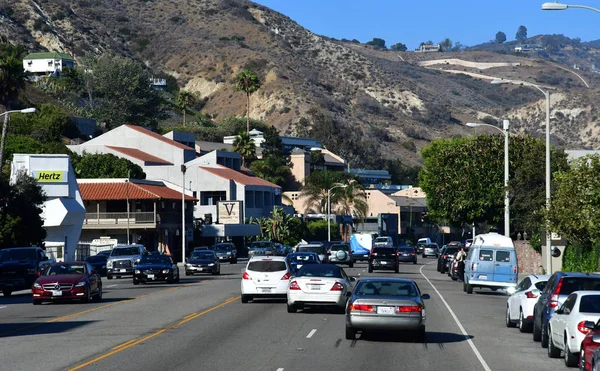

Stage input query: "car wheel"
[
  {"left": 107, "top": 274, "right": 113, "bottom": 280},
  {"left": 241, "top": 295, "right": 251, "bottom": 303},
  {"left": 2, "top": 289, "right": 12, "bottom": 297},
  {"left": 533, "top": 315, "right": 542, "bottom": 342},
  {"left": 349, "top": 262, "right": 354, "bottom": 268},
  {"left": 93, "top": 286, "right": 103, "bottom": 302},
  {"left": 564, "top": 341, "right": 578, "bottom": 367},
  {"left": 548, "top": 329, "right": 560, "bottom": 357},
  {"left": 463, "top": 282, "right": 467, "bottom": 292},
  {"left": 84, "top": 288, "right": 92, "bottom": 303},
  {"left": 368, "top": 266, "right": 373, "bottom": 273},
  {"left": 287, "top": 303, "right": 297, "bottom": 313},
  {"left": 580, "top": 348, "right": 586, "bottom": 371},
  {"left": 541, "top": 322, "right": 550, "bottom": 348},
  {"left": 32, "top": 299, "right": 41, "bottom": 305},
  {"left": 518, "top": 309, "right": 528, "bottom": 333},
  {"left": 413, "top": 260, "right": 417, "bottom": 264},
  {"left": 133, "top": 278, "right": 139, "bottom": 285},
  {"left": 506, "top": 305, "right": 516, "bottom": 327},
  {"left": 345, "top": 324, "right": 356, "bottom": 340},
  {"left": 394, "top": 265, "right": 399, "bottom": 273},
  {"left": 466, "top": 283, "right": 473, "bottom": 294},
  {"left": 231, "top": 259, "right": 237, "bottom": 264}
]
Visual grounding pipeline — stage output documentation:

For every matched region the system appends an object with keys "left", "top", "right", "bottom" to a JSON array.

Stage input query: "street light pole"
[
  {"left": 181, "top": 164, "right": 187, "bottom": 263},
  {"left": 491, "top": 79, "right": 552, "bottom": 272},
  {"left": 327, "top": 184, "right": 347, "bottom": 242},
  {"left": 0, "top": 108, "right": 37, "bottom": 173},
  {"left": 466, "top": 120, "right": 511, "bottom": 237},
  {"left": 542, "top": 2, "right": 600, "bottom": 13}
]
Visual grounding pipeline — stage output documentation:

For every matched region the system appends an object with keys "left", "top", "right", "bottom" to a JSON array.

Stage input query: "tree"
[
  {"left": 335, "top": 180, "right": 368, "bottom": 221},
  {"left": 261, "top": 125, "right": 284, "bottom": 158},
  {"left": 249, "top": 155, "right": 291, "bottom": 187},
  {"left": 232, "top": 131, "right": 257, "bottom": 168},
  {"left": 0, "top": 44, "right": 27, "bottom": 106},
  {"left": 366, "top": 38, "right": 386, "bottom": 49},
  {"left": 0, "top": 171, "right": 47, "bottom": 248},
  {"left": 71, "top": 152, "right": 146, "bottom": 179},
  {"left": 439, "top": 38, "right": 453, "bottom": 52},
  {"left": 235, "top": 70, "right": 261, "bottom": 134},
  {"left": 9, "top": 104, "right": 79, "bottom": 142},
  {"left": 495, "top": 31, "right": 507, "bottom": 44},
  {"left": 419, "top": 40, "right": 434, "bottom": 46},
  {"left": 548, "top": 155, "right": 600, "bottom": 249},
  {"left": 391, "top": 43, "right": 408, "bottom": 52},
  {"left": 176, "top": 90, "right": 194, "bottom": 126},
  {"left": 299, "top": 170, "right": 356, "bottom": 214},
  {"left": 309, "top": 150, "right": 325, "bottom": 171},
  {"left": 78, "top": 54, "right": 165, "bottom": 129},
  {"left": 516, "top": 25, "right": 528, "bottom": 42},
  {"left": 2, "top": 135, "right": 68, "bottom": 175}
]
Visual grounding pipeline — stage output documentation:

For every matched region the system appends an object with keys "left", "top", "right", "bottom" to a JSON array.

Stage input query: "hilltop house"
[{"left": 23, "top": 52, "right": 75, "bottom": 76}]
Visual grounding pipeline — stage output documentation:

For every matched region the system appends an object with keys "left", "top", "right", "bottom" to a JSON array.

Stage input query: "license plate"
[
  {"left": 377, "top": 306, "right": 395, "bottom": 315},
  {"left": 310, "top": 285, "right": 321, "bottom": 290},
  {"left": 120, "top": 269, "right": 126, "bottom": 273},
  {"left": 381, "top": 261, "right": 387, "bottom": 265},
  {"left": 479, "top": 275, "right": 487, "bottom": 280},
  {"left": 52, "top": 290, "right": 62, "bottom": 296},
  {"left": 260, "top": 288, "right": 272, "bottom": 293},
  {"left": 403, "top": 254, "right": 409, "bottom": 256},
  {"left": 147, "top": 274, "right": 154, "bottom": 279},
  {"left": 198, "top": 268, "right": 203, "bottom": 272}
]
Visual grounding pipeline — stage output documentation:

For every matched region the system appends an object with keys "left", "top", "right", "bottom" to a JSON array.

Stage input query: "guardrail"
[{"left": 83, "top": 212, "right": 155, "bottom": 226}]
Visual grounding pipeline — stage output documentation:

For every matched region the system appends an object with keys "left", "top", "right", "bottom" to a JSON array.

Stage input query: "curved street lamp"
[
  {"left": 542, "top": 2, "right": 600, "bottom": 13},
  {"left": 491, "top": 78, "right": 553, "bottom": 272},
  {"left": 0, "top": 108, "right": 37, "bottom": 173},
  {"left": 466, "top": 121, "right": 511, "bottom": 238},
  {"left": 327, "top": 183, "right": 347, "bottom": 242}
]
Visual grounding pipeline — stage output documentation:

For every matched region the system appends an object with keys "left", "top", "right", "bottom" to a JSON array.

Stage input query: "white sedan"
[
  {"left": 240, "top": 256, "right": 291, "bottom": 303},
  {"left": 506, "top": 274, "right": 550, "bottom": 332},
  {"left": 287, "top": 264, "right": 355, "bottom": 313},
  {"left": 547, "top": 290, "right": 600, "bottom": 367}
]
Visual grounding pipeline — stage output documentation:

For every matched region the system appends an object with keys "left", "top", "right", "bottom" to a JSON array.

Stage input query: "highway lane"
[{"left": 1, "top": 260, "right": 572, "bottom": 370}]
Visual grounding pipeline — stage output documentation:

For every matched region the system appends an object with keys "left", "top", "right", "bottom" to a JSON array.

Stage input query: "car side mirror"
[
  {"left": 349, "top": 277, "right": 357, "bottom": 282},
  {"left": 41, "top": 256, "right": 49, "bottom": 261},
  {"left": 91, "top": 269, "right": 97, "bottom": 275},
  {"left": 345, "top": 292, "right": 352, "bottom": 297},
  {"left": 421, "top": 294, "right": 431, "bottom": 300},
  {"left": 584, "top": 321, "right": 596, "bottom": 330},
  {"left": 185, "top": 258, "right": 188, "bottom": 262},
  {"left": 593, "top": 334, "right": 600, "bottom": 344},
  {"left": 36, "top": 271, "right": 42, "bottom": 277},
  {"left": 555, "top": 308, "right": 564, "bottom": 315}
]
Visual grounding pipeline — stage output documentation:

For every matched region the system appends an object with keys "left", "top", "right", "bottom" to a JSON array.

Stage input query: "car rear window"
[
  {"left": 397, "top": 247, "right": 414, "bottom": 253},
  {"left": 372, "top": 248, "right": 395, "bottom": 256},
  {"left": 495, "top": 251, "right": 511, "bottom": 262},
  {"left": 535, "top": 281, "right": 548, "bottom": 291},
  {"left": 330, "top": 245, "right": 349, "bottom": 251},
  {"left": 580, "top": 295, "right": 600, "bottom": 313},
  {"left": 297, "top": 246, "right": 324, "bottom": 254},
  {"left": 356, "top": 281, "right": 418, "bottom": 297},
  {"left": 479, "top": 250, "right": 493, "bottom": 261},
  {"left": 445, "top": 247, "right": 459, "bottom": 255},
  {"left": 559, "top": 277, "right": 600, "bottom": 295},
  {"left": 296, "top": 265, "right": 342, "bottom": 278},
  {"left": 247, "top": 261, "right": 286, "bottom": 272}
]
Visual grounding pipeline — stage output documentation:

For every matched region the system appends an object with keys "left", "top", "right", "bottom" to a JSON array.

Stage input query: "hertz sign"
[{"left": 35, "top": 171, "right": 66, "bottom": 183}]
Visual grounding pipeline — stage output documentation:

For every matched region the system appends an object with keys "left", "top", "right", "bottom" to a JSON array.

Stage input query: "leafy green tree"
[
  {"left": 261, "top": 125, "right": 284, "bottom": 158},
  {"left": 235, "top": 70, "right": 261, "bottom": 134},
  {"left": 176, "top": 90, "right": 194, "bottom": 126},
  {"left": 2, "top": 135, "right": 68, "bottom": 175},
  {"left": 249, "top": 155, "right": 290, "bottom": 187},
  {"left": 548, "top": 155, "right": 600, "bottom": 249},
  {"left": 71, "top": 152, "right": 146, "bottom": 179},
  {"left": 232, "top": 131, "right": 257, "bottom": 167},
  {"left": 79, "top": 54, "right": 165, "bottom": 129},
  {"left": 336, "top": 179, "right": 368, "bottom": 220},
  {"left": 309, "top": 150, "right": 325, "bottom": 171},
  {"left": 0, "top": 44, "right": 27, "bottom": 106},
  {"left": 439, "top": 38, "right": 453, "bottom": 52},
  {"left": 0, "top": 171, "right": 47, "bottom": 248},
  {"left": 495, "top": 31, "right": 507, "bottom": 44},
  {"left": 516, "top": 25, "right": 528, "bottom": 41},
  {"left": 419, "top": 40, "right": 434, "bottom": 46},
  {"left": 9, "top": 104, "right": 79, "bottom": 141},
  {"left": 306, "top": 219, "right": 339, "bottom": 241},
  {"left": 391, "top": 43, "right": 408, "bottom": 52},
  {"left": 366, "top": 38, "right": 386, "bottom": 49}
]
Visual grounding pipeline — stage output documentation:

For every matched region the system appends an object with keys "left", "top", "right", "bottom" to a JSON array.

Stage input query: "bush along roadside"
[{"left": 561, "top": 240, "right": 600, "bottom": 273}]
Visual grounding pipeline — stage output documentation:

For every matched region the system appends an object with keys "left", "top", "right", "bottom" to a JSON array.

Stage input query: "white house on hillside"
[{"left": 23, "top": 52, "right": 76, "bottom": 75}]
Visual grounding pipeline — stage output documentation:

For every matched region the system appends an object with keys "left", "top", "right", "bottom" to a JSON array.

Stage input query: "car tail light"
[
  {"left": 371, "top": 252, "right": 378, "bottom": 256},
  {"left": 525, "top": 291, "right": 538, "bottom": 299},
  {"left": 397, "top": 305, "right": 422, "bottom": 313},
  {"left": 328, "top": 251, "right": 331, "bottom": 255},
  {"left": 578, "top": 321, "right": 592, "bottom": 335},
  {"left": 330, "top": 282, "right": 344, "bottom": 291},
  {"left": 242, "top": 271, "right": 252, "bottom": 280},
  {"left": 471, "top": 263, "right": 475, "bottom": 271},
  {"left": 513, "top": 266, "right": 518, "bottom": 274},
  {"left": 549, "top": 278, "right": 563, "bottom": 308},
  {"left": 410, "top": 251, "right": 415, "bottom": 255},
  {"left": 443, "top": 255, "right": 447, "bottom": 259},
  {"left": 349, "top": 304, "right": 374, "bottom": 312},
  {"left": 281, "top": 272, "right": 291, "bottom": 280},
  {"left": 289, "top": 281, "right": 301, "bottom": 290}
]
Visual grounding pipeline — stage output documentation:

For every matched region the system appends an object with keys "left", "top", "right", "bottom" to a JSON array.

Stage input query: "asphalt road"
[{"left": 0, "top": 258, "right": 570, "bottom": 371}]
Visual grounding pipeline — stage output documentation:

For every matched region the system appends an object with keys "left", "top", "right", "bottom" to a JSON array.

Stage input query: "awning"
[{"left": 201, "top": 224, "right": 261, "bottom": 237}]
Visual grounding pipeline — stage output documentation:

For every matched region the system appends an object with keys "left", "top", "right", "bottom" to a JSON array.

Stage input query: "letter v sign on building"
[{"left": 217, "top": 201, "right": 243, "bottom": 224}]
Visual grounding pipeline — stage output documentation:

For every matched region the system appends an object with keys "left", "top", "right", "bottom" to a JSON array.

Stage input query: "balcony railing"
[{"left": 83, "top": 212, "right": 155, "bottom": 227}]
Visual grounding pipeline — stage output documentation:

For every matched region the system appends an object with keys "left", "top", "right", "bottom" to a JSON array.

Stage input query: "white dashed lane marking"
[{"left": 306, "top": 329, "right": 317, "bottom": 338}]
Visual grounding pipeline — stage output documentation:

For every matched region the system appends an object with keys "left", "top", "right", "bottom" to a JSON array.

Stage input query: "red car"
[
  {"left": 31, "top": 262, "right": 103, "bottom": 305},
  {"left": 580, "top": 320, "right": 600, "bottom": 371}
]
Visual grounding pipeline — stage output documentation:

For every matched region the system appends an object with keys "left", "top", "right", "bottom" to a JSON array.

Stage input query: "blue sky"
[{"left": 252, "top": 1, "right": 599, "bottom": 49}]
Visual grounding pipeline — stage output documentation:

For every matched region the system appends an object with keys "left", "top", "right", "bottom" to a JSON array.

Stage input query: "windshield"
[
  {"left": 247, "top": 260, "right": 287, "bottom": 272},
  {"left": 190, "top": 251, "right": 215, "bottom": 260},
  {"left": 85, "top": 256, "right": 107, "bottom": 263},
  {"left": 297, "top": 246, "right": 324, "bottom": 254},
  {"left": 296, "top": 265, "right": 343, "bottom": 278},
  {"left": 356, "top": 280, "right": 418, "bottom": 297},
  {"left": 0, "top": 248, "right": 38, "bottom": 261},
  {"left": 212, "top": 244, "right": 233, "bottom": 251},
  {"left": 111, "top": 247, "right": 141, "bottom": 256},
  {"left": 44, "top": 264, "right": 86, "bottom": 275},
  {"left": 140, "top": 256, "right": 172, "bottom": 265},
  {"left": 375, "top": 238, "right": 389, "bottom": 243}
]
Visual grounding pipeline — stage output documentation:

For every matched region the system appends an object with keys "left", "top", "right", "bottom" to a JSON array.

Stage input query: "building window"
[{"left": 200, "top": 191, "right": 226, "bottom": 206}]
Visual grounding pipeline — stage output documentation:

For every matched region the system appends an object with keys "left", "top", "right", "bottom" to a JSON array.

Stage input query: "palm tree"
[
  {"left": 335, "top": 180, "right": 368, "bottom": 241},
  {"left": 249, "top": 155, "right": 291, "bottom": 187},
  {"left": 176, "top": 90, "right": 194, "bottom": 126},
  {"left": 0, "top": 44, "right": 27, "bottom": 106},
  {"left": 232, "top": 131, "right": 257, "bottom": 168},
  {"left": 235, "top": 70, "right": 260, "bottom": 134},
  {"left": 299, "top": 171, "right": 344, "bottom": 214}
]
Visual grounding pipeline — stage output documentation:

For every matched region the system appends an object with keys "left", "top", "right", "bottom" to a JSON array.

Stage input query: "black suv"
[
  {"left": 533, "top": 272, "right": 600, "bottom": 347},
  {"left": 437, "top": 245, "right": 459, "bottom": 274},
  {"left": 0, "top": 247, "right": 53, "bottom": 296},
  {"left": 368, "top": 247, "right": 399, "bottom": 273}
]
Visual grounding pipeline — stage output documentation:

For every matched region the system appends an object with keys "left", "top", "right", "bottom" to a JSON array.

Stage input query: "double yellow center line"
[{"left": 69, "top": 296, "right": 239, "bottom": 370}]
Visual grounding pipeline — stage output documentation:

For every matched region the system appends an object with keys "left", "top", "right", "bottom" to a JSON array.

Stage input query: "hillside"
[{"left": 1, "top": 0, "right": 600, "bottom": 167}]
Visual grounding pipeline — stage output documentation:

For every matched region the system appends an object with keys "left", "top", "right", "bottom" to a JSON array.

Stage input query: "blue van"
[{"left": 464, "top": 233, "right": 518, "bottom": 294}]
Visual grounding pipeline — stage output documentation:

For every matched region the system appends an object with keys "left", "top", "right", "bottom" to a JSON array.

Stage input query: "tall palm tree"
[
  {"left": 335, "top": 180, "right": 368, "bottom": 241},
  {"left": 232, "top": 131, "right": 257, "bottom": 168},
  {"left": 235, "top": 70, "right": 260, "bottom": 134},
  {"left": 299, "top": 171, "right": 344, "bottom": 214},
  {"left": 176, "top": 90, "right": 194, "bottom": 126}
]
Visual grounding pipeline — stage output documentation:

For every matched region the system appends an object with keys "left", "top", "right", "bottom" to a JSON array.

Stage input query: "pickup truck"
[{"left": 0, "top": 247, "right": 54, "bottom": 296}]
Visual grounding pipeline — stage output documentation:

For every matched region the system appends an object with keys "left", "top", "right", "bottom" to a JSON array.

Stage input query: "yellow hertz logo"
[{"left": 36, "top": 171, "right": 65, "bottom": 182}]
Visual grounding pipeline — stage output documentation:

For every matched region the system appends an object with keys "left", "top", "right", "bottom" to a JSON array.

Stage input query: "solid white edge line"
[
  {"left": 276, "top": 368, "right": 284, "bottom": 371},
  {"left": 106, "top": 285, "right": 118, "bottom": 288},
  {"left": 0, "top": 306, "right": 6, "bottom": 309},
  {"left": 419, "top": 262, "right": 492, "bottom": 371},
  {"left": 306, "top": 329, "right": 317, "bottom": 338}
]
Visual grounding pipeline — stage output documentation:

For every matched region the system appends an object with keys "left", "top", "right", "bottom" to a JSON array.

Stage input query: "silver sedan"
[{"left": 345, "top": 277, "right": 429, "bottom": 341}]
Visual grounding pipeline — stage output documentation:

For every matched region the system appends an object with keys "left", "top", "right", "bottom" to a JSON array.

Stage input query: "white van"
[
  {"left": 464, "top": 233, "right": 518, "bottom": 294},
  {"left": 373, "top": 236, "right": 393, "bottom": 248},
  {"left": 417, "top": 238, "right": 432, "bottom": 245}
]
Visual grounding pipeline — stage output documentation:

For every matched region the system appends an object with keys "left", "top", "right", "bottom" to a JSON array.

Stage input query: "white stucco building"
[{"left": 23, "top": 52, "right": 76, "bottom": 75}]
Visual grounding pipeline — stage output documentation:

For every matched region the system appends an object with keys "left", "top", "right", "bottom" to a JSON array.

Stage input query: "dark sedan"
[
  {"left": 396, "top": 246, "right": 417, "bottom": 264},
  {"left": 32, "top": 262, "right": 102, "bottom": 304},
  {"left": 368, "top": 247, "right": 399, "bottom": 273},
  {"left": 286, "top": 252, "right": 320, "bottom": 273},
  {"left": 345, "top": 277, "right": 429, "bottom": 341},
  {"left": 133, "top": 255, "right": 180, "bottom": 284},
  {"left": 211, "top": 242, "right": 238, "bottom": 264},
  {"left": 185, "top": 250, "right": 220, "bottom": 276},
  {"left": 437, "top": 245, "right": 459, "bottom": 274},
  {"left": 85, "top": 255, "right": 108, "bottom": 276}
]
